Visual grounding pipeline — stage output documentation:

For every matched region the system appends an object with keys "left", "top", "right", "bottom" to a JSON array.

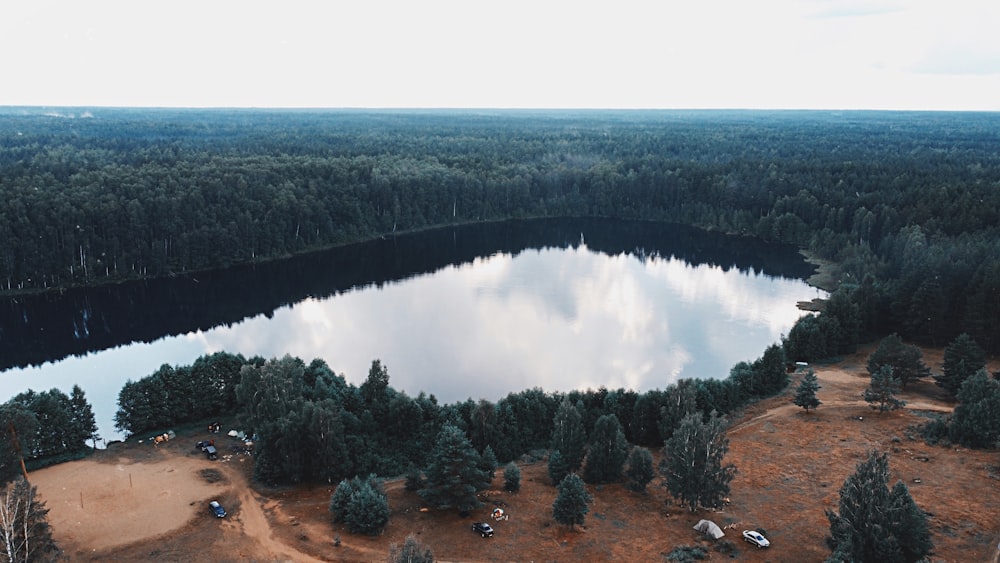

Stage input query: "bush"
[
  {"left": 503, "top": 463, "right": 521, "bottom": 493},
  {"left": 665, "top": 545, "right": 708, "bottom": 562}
]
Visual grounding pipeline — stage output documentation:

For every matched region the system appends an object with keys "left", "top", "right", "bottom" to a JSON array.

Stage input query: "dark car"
[
  {"left": 471, "top": 522, "right": 494, "bottom": 537},
  {"left": 209, "top": 500, "right": 226, "bottom": 518}
]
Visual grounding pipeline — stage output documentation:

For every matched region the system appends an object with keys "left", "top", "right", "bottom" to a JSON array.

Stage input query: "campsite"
[{"left": 29, "top": 344, "right": 1000, "bottom": 562}]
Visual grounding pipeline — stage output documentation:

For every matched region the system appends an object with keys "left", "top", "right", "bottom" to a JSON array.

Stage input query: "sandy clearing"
[{"left": 31, "top": 449, "right": 227, "bottom": 553}]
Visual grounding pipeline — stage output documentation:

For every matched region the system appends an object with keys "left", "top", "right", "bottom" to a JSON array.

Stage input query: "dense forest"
[{"left": 1, "top": 108, "right": 999, "bottom": 353}]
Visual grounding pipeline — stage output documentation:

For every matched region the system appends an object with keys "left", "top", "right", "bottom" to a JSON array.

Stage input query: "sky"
[{"left": 2, "top": 0, "right": 999, "bottom": 110}]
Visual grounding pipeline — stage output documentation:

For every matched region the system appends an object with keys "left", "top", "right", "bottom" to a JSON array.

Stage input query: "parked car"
[
  {"left": 209, "top": 500, "right": 227, "bottom": 518},
  {"left": 471, "top": 522, "right": 494, "bottom": 537},
  {"left": 742, "top": 530, "right": 770, "bottom": 548}
]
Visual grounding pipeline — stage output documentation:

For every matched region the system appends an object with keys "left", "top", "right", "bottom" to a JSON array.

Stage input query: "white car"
[{"left": 742, "top": 530, "right": 770, "bottom": 548}]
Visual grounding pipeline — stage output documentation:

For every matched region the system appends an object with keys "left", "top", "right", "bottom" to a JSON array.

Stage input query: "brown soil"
[{"left": 30, "top": 345, "right": 1000, "bottom": 562}]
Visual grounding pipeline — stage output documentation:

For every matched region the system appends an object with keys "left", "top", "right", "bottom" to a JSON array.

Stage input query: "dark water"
[{"left": 0, "top": 218, "right": 824, "bottom": 440}]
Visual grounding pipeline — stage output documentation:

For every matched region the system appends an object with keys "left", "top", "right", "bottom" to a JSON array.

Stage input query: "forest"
[
  {"left": 1, "top": 108, "right": 999, "bottom": 353},
  {"left": 2, "top": 109, "right": 999, "bottom": 562}
]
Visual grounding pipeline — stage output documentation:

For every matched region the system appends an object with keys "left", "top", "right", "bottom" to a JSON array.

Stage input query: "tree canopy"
[
  {"left": 826, "top": 450, "right": 932, "bottom": 562},
  {"left": 660, "top": 411, "right": 736, "bottom": 511}
]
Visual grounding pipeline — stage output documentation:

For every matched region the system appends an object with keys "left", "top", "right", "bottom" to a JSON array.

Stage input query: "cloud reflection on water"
[{"left": 197, "top": 245, "right": 823, "bottom": 403}]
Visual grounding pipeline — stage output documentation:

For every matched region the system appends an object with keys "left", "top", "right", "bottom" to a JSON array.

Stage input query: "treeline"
[
  {"left": 113, "top": 347, "right": 789, "bottom": 485},
  {"left": 0, "top": 385, "right": 98, "bottom": 484},
  {"left": 2, "top": 109, "right": 999, "bottom": 351}
]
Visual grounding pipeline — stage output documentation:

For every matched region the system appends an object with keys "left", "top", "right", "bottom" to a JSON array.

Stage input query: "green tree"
[
  {"left": 751, "top": 343, "right": 789, "bottom": 397},
  {"left": 864, "top": 365, "right": 905, "bottom": 413},
  {"left": 547, "top": 450, "right": 570, "bottom": 486},
  {"left": 658, "top": 380, "right": 697, "bottom": 440},
  {"left": 866, "top": 333, "right": 930, "bottom": 388},
  {"left": 826, "top": 450, "right": 932, "bottom": 562},
  {"left": 550, "top": 398, "right": 586, "bottom": 472},
  {"left": 329, "top": 476, "right": 362, "bottom": 523},
  {"left": 345, "top": 478, "right": 389, "bottom": 535},
  {"left": 948, "top": 369, "right": 1000, "bottom": 448},
  {"left": 387, "top": 534, "right": 434, "bottom": 563},
  {"left": 934, "top": 333, "right": 987, "bottom": 397},
  {"left": 660, "top": 411, "right": 736, "bottom": 511},
  {"left": 478, "top": 446, "right": 498, "bottom": 482},
  {"left": 582, "top": 414, "right": 629, "bottom": 484},
  {"left": 68, "top": 385, "right": 99, "bottom": 449},
  {"left": 503, "top": 463, "right": 521, "bottom": 493},
  {"left": 793, "top": 369, "right": 822, "bottom": 412},
  {"left": 361, "top": 359, "right": 390, "bottom": 406},
  {"left": 624, "top": 446, "right": 655, "bottom": 493},
  {"left": 418, "top": 424, "right": 489, "bottom": 512},
  {"left": 0, "top": 404, "right": 37, "bottom": 486},
  {"left": 552, "top": 473, "right": 592, "bottom": 529},
  {"left": 0, "top": 477, "right": 60, "bottom": 563}
]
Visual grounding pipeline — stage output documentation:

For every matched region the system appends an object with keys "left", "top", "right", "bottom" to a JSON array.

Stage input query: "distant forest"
[{"left": 1, "top": 108, "right": 998, "bottom": 352}]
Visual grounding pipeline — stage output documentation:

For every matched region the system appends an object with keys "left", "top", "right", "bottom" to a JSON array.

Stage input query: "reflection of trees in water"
[{"left": 0, "top": 218, "right": 813, "bottom": 371}]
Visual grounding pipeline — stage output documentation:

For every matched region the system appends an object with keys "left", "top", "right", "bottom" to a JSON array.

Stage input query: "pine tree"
[
  {"left": 660, "top": 411, "right": 736, "bottom": 511},
  {"left": 582, "top": 414, "right": 629, "bottom": 484},
  {"left": 68, "top": 385, "right": 100, "bottom": 449},
  {"left": 624, "top": 447, "right": 655, "bottom": 493},
  {"left": 793, "top": 369, "right": 822, "bottom": 412},
  {"left": 503, "top": 463, "right": 521, "bottom": 493},
  {"left": 418, "top": 424, "right": 489, "bottom": 512},
  {"left": 388, "top": 534, "right": 434, "bottom": 563},
  {"left": 329, "top": 476, "right": 362, "bottom": 523},
  {"left": 552, "top": 474, "right": 592, "bottom": 529},
  {"left": 864, "top": 365, "right": 905, "bottom": 413},
  {"left": 550, "top": 398, "right": 586, "bottom": 472},
  {"left": 934, "top": 333, "right": 987, "bottom": 397},
  {"left": 547, "top": 450, "right": 569, "bottom": 486},
  {"left": 866, "top": 333, "right": 930, "bottom": 388},
  {"left": 826, "top": 450, "right": 932, "bottom": 562},
  {"left": 948, "top": 369, "right": 1000, "bottom": 448},
  {"left": 478, "top": 446, "right": 498, "bottom": 482},
  {"left": 345, "top": 479, "right": 389, "bottom": 535}
]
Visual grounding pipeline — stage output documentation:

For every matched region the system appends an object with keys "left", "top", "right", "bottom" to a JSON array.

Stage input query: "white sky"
[{"left": 2, "top": 0, "right": 999, "bottom": 110}]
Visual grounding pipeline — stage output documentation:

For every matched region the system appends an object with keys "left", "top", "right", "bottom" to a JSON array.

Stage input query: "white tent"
[{"left": 693, "top": 519, "right": 725, "bottom": 540}]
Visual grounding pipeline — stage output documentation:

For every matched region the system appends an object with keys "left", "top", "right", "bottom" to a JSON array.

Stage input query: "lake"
[{"left": 0, "top": 218, "right": 825, "bottom": 442}]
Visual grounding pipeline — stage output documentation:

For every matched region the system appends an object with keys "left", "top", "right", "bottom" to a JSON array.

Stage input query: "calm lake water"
[{"left": 0, "top": 219, "right": 825, "bottom": 441}]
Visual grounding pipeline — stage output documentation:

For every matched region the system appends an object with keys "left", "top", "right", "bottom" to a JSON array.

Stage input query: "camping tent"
[{"left": 693, "top": 519, "right": 725, "bottom": 539}]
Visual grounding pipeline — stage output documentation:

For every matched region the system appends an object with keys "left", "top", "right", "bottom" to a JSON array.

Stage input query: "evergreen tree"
[
  {"left": 345, "top": 478, "right": 389, "bottom": 535},
  {"left": 934, "top": 333, "right": 987, "bottom": 397},
  {"left": 329, "top": 476, "right": 362, "bottom": 523},
  {"left": 0, "top": 477, "right": 59, "bottom": 563},
  {"left": 582, "top": 414, "right": 629, "bottom": 484},
  {"left": 624, "top": 447, "right": 655, "bottom": 493},
  {"left": 551, "top": 474, "right": 592, "bottom": 529},
  {"left": 866, "top": 333, "right": 930, "bottom": 388},
  {"left": 547, "top": 450, "right": 570, "bottom": 486},
  {"left": 503, "top": 463, "right": 521, "bottom": 493},
  {"left": 68, "top": 385, "right": 99, "bottom": 449},
  {"left": 0, "top": 404, "right": 37, "bottom": 486},
  {"left": 387, "top": 534, "right": 434, "bottom": 563},
  {"left": 864, "top": 366, "right": 905, "bottom": 413},
  {"left": 550, "top": 398, "right": 586, "bottom": 472},
  {"left": 361, "top": 359, "right": 390, "bottom": 406},
  {"left": 752, "top": 343, "right": 789, "bottom": 397},
  {"left": 887, "top": 482, "right": 933, "bottom": 563},
  {"left": 948, "top": 369, "right": 1000, "bottom": 448},
  {"left": 660, "top": 411, "right": 736, "bottom": 511},
  {"left": 478, "top": 446, "right": 498, "bottom": 482},
  {"left": 418, "top": 424, "right": 489, "bottom": 512},
  {"left": 404, "top": 465, "right": 424, "bottom": 492},
  {"left": 793, "top": 369, "right": 822, "bottom": 412},
  {"left": 826, "top": 450, "right": 932, "bottom": 562}
]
